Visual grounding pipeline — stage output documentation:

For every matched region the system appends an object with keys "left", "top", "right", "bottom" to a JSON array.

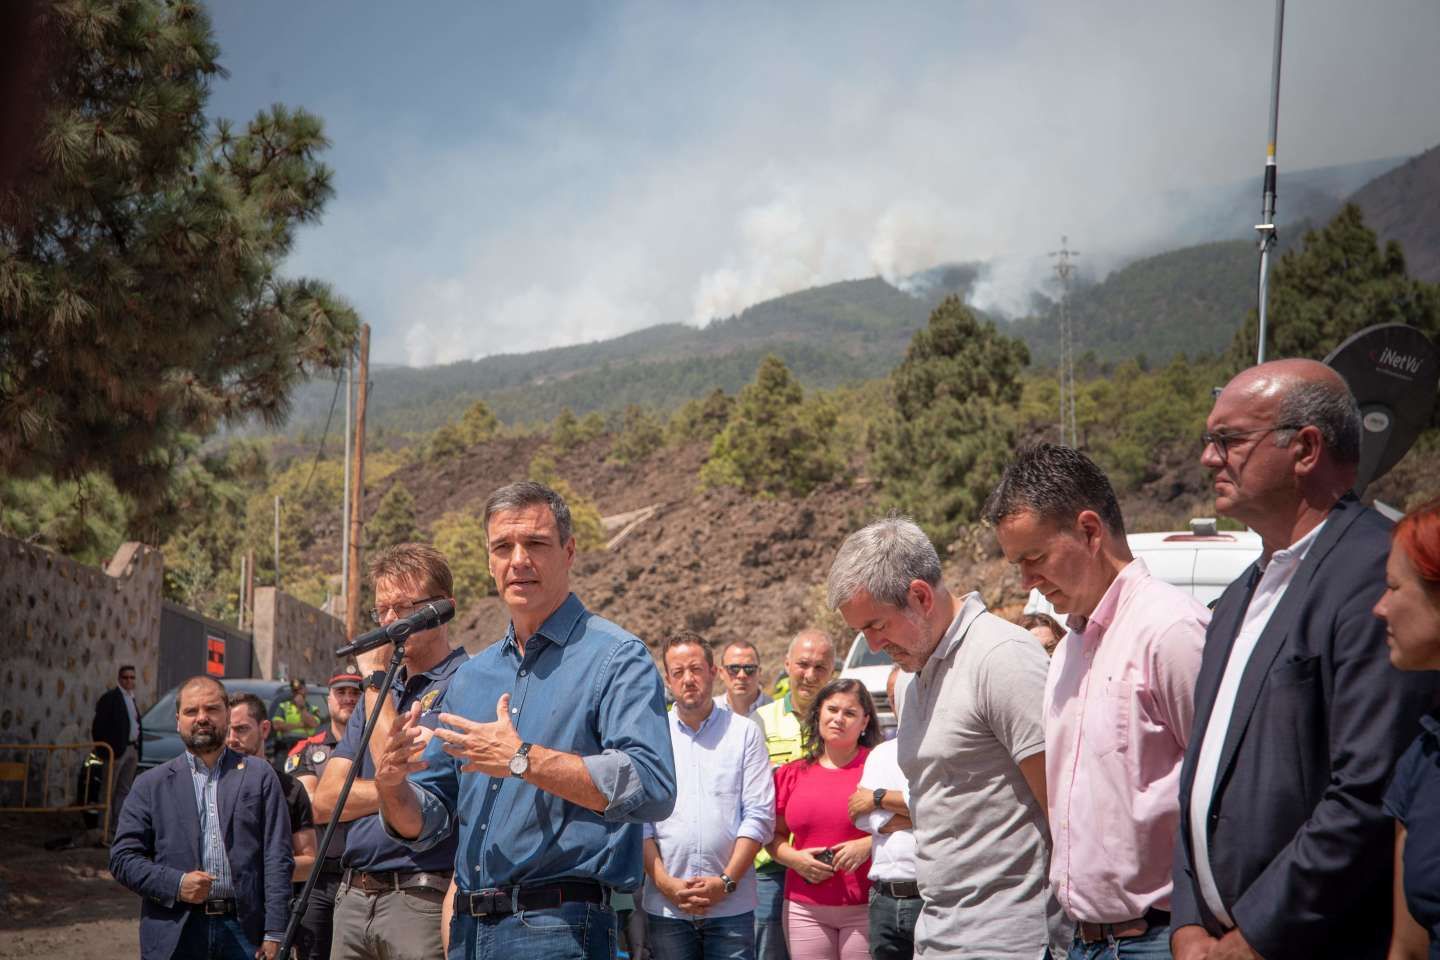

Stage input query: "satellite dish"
[{"left": 1324, "top": 323, "right": 1440, "bottom": 497}]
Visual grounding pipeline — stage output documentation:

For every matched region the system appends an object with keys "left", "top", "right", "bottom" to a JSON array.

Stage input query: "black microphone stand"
[{"left": 277, "top": 637, "right": 408, "bottom": 959}]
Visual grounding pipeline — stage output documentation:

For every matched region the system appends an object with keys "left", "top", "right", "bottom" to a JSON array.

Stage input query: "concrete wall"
[
  {"left": 0, "top": 538, "right": 163, "bottom": 805},
  {"left": 252, "top": 586, "right": 349, "bottom": 682},
  {"left": 0, "top": 535, "right": 345, "bottom": 807}
]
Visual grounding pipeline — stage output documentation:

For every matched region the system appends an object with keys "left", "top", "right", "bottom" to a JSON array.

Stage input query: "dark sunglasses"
[{"left": 724, "top": 664, "right": 760, "bottom": 677}]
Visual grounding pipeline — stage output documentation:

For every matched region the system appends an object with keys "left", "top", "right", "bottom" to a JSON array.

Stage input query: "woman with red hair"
[{"left": 1375, "top": 496, "right": 1440, "bottom": 959}]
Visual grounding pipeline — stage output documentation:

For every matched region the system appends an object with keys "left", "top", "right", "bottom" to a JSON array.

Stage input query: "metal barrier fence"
[{"left": 0, "top": 741, "right": 115, "bottom": 843}]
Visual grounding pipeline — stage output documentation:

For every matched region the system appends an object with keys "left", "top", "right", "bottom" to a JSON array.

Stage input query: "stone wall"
[
  {"left": 252, "top": 586, "right": 349, "bottom": 682},
  {"left": 0, "top": 537, "right": 164, "bottom": 805}
]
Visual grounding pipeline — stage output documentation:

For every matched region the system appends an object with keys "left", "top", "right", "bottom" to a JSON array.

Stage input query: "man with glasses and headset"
[
  {"left": 313, "top": 543, "right": 469, "bottom": 960},
  {"left": 715, "top": 640, "right": 774, "bottom": 719},
  {"left": 1170, "top": 359, "right": 1439, "bottom": 960}
]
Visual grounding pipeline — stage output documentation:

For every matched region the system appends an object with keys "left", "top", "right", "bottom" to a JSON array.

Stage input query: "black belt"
[
  {"left": 341, "top": 868, "right": 452, "bottom": 895},
  {"left": 194, "top": 898, "right": 237, "bottom": 916},
  {"left": 456, "top": 880, "right": 608, "bottom": 918},
  {"left": 1076, "top": 908, "right": 1170, "bottom": 943},
  {"left": 872, "top": 879, "right": 921, "bottom": 899}
]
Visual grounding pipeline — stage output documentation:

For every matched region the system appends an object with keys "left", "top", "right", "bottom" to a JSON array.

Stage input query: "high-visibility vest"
[{"left": 753, "top": 695, "right": 809, "bottom": 871}]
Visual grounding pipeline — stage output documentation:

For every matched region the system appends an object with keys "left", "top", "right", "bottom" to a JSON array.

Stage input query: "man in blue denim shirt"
[{"left": 376, "top": 481, "right": 677, "bottom": 960}]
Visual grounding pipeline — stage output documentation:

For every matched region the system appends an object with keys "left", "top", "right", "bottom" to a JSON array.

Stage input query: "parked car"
[{"left": 138, "top": 678, "right": 330, "bottom": 773}]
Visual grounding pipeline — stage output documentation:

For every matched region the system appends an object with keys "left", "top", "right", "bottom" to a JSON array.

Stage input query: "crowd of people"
[{"left": 104, "top": 357, "right": 1440, "bottom": 960}]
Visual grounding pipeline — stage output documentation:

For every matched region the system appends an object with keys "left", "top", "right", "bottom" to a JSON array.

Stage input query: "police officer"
[{"left": 287, "top": 670, "right": 361, "bottom": 960}]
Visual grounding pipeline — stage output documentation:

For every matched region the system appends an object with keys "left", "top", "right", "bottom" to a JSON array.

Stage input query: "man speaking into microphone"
[
  {"left": 313, "top": 543, "right": 468, "bottom": 960},
  {"left": 375, "top": 480, "right": 676, "bottom": 960}
]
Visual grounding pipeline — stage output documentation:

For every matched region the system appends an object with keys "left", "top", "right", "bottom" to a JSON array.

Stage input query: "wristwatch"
[
  {"left": 872, "top": 787, "right": 888, "bottom": 809},
  {"left": 508, "top": 742, "right": 533, "bottom": 779},
  {"left": 363, "top": 670, "right": 387, "bottom": 692},
  {"left": 720, "top": 873, "right": 736, "bottom": 895}
]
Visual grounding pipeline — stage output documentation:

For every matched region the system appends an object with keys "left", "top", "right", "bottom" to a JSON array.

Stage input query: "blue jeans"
[
  {"left": 173, "top": 914, "right": 256, "bottom": 960},
  {"left": 867, "top": 888, "right": 921, "bottom": 960},
  {"left": 647, "top": 912, "right": 755, "bottom": 960},
  {"left": 1067, "top": 922, "right": 1172, "bottom": 959},
  {"left": 753, "top": 869, "right": 788, "bottom": 960},
  {"left": 450, "top": 900, "right": 618, "bottom": 960}
]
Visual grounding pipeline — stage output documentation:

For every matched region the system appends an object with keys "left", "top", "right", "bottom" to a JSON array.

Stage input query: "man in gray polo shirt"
[{"left": 828, "top": 516, "right": 1062, "bottom": 959}]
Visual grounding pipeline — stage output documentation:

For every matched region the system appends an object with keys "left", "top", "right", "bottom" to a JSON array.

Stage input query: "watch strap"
[
  {"left": 363, "top": 670, "right": 387, "bottom": 692},
  {"left": 720, "top": 872, "right": 736, "bottom": 894}
]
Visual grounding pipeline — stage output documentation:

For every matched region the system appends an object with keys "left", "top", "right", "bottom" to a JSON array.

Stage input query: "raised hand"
[
  {"left": 434, "top": 694, "right": 523, "bottom": 778},
  {"left": 374, "top": 702, "right": 429, "bottom": 788}
]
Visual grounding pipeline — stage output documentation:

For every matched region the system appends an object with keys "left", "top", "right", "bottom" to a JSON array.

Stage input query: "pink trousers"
[{"left": 783, "top": 899, "right": 870, "bottom": 960}]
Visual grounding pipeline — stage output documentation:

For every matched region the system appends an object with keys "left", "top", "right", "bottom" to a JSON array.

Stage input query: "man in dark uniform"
[
  {"left": 227, "top": 693, "right": 317, "bottom": 887},
  {"left": 287, "top": 670, "right": 362, "bottom": 960}
]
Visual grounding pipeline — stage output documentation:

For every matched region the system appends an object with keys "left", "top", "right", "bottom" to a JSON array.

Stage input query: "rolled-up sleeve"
[
  {"left": 587, "top": 638, "right": 676, "bottom": 822},
  {"left": 736, "top": 720, "right": 775, "bottom": 845}
]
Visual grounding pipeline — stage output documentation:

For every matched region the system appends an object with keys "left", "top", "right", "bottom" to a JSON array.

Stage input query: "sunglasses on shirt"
[{"left": 724, "top": 664, "right": 760, "bottom": 677}]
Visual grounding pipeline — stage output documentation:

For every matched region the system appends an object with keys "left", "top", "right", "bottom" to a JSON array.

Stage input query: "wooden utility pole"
[
  {"left": 344, "top": 324, "right": 371, "bottom": 640},
  {"left": 273, "top": 495, "right": 282, "bottom": 591},
  {"left": 244, "top": 548, "right": 256, "bottom": 632},
  {"left": 237, "top": 554, "right": 248, "bottom": 628}
]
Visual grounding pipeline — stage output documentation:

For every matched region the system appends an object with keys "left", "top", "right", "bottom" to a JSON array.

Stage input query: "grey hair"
[
  {"left": 826, "top": 516, "right": 942, "bottom": 610},
  {"left": 1273, "top": 378, "right": 1362, "bottom": 464},
  {"left": 482, "top": 480, "right": 573, "bottom": 544}
]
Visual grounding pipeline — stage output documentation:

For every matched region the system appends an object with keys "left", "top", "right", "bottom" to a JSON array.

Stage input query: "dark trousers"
[
  {"left": 867, "top": 887, "right": 921, "bottom": 960},
  {"left": 294, "top": 869, "right": 341, "bottom": 960},
  {"left": 173, "top": 914, "right": 256, "bottom": 960}
]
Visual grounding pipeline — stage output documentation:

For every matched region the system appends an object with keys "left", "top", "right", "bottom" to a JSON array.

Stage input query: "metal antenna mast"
[
  {"left": 1050, "top": 237, "right": 1081, "bottom": 445},
  {"left": 1255, "top": 0, "right": 1285, "bottom": 363}
]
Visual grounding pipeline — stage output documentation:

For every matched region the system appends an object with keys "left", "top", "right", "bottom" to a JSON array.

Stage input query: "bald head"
[
  {"left": 787, "top": 628, "right": 834, "bottom": 660},
  {"left": 1221, "top": 359, "right": 1360, "bottom": 465}
]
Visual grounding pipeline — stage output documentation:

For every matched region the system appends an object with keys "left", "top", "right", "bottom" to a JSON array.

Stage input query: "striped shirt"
[{"left": 188, "top": 749, "right": 235, "bottom": 899}]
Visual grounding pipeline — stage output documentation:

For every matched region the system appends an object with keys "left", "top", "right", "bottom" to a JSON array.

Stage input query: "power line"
[{"left": 298, "top": 366, "right": 345, "bottom": 499}]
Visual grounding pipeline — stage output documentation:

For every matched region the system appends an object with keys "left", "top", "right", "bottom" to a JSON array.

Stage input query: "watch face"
[{"left": 508, "top": 753, "right": 528, "bottom": 776}]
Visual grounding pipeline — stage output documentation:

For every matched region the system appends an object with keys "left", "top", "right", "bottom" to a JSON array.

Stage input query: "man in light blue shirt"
[
  {"left": 644, "top": 631, "right": 775, "bottom": 960},
  {"left": 374, "top": 481, "right": 676, "bottom": 960}
]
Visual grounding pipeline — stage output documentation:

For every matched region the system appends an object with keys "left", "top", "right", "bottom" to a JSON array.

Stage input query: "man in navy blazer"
[
  {"left": 1172, "top": 360, "right": 1439, "bottom": 960},
  {"left": 111, "top": 675, "right": 293, "bottom": 960}
]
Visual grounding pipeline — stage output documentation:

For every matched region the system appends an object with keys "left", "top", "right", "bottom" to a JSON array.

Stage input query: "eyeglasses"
[
  {"left": 724, "top": 664, "right": 760, "bottom": 677},
  {"left": 1200, "top": 423, "right": 1300, "bottom": 460},
  {"left": 119, "top": 674, "right": 136, "bottom": 681},
  {"left": 369, "top": 596, "right": 444, "bottom": 625}
]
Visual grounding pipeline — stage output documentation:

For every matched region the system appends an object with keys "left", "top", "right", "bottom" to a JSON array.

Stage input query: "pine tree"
[
  {"left": 551, "top": 407, "right": 581, "bottom": 451},
  {"left": 701, "top": 355, "right": 841, "bottom": 497},
  {"left": 369, "top": 483, "right": 420, "bottom": 551},
  {"left": 875, "top": 297, "right": 1029, "bottom": 543},
  {"left": 460, "top": 400, "right": 499, "bottom": 445},
  {"left": 1228, "top": 203, "right": 1440, "bottom": 368},
  {"left": 0, "top": 1, "right": 358, "bottom": 522},
  {"left": 610, "top": 404, "right": 664, "bottom": 464}
]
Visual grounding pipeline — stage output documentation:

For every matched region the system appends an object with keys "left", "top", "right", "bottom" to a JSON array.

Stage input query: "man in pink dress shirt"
[{"left": 987, "top": 443, "right": 1209, "bottom": 959}]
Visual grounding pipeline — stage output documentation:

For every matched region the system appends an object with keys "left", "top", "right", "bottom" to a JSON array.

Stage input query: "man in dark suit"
[
  {"left": 110, "top": 675, "right": 293, "bottom": 960},
  {"left": 93, "top": 663, "right": 142, "bottom": 837},
  {"left": 1172, "top": 359, "right": 1439, "bottom": 960}
]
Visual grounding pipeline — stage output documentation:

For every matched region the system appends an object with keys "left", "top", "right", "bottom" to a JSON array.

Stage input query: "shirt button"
[
  {"left": 480, "top": 823, "right": 487, "bottom": 831},
  {"left": 491, "top": 782, "right": 499, "bottom": 791},
  {"left": 511, "top": 708, "right": 519, "bottom": 715},
  {"left": 519, "top": 670, "right": 527, "bottom": 677}
]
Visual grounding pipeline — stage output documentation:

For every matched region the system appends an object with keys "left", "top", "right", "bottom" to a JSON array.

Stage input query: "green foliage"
[
  {"left": 610, "top": 404, "right": 665, "bottom": 465},
  {"left": 701, "top": 355, "right": 843, "bottom": 497},
  {"left": 550, "top": 408, "right": 582, "bottom": 452},
  {"left": 1227, "top": 203, "right": 1440, "bottom": 368},
  {"left": 526, "top": 451, "right": 607, "bottom": 551},
  {"left": 0, "top": 473, "right": 131, "bottom": 565},
  {"left": 577, "top": 412, "right": 607, "bottom": 442},
  {"left": 369, "top": 483, "right": 420, "bottom": 551},
  {"left": 666, "top": 388, "right": 734, "bottom": 446},
  {"left": 430, "top": 509, "right": 493, "bottom": 605},
  {"left": 0, "top": 1, "right": 358, "bottom": 516},
  {"left": 875, "top": 297, "right": 1029, "bottom": 543},
  {"left": 1009, "top": 239, "right": 1258, "bottom": 367},
  {"left": 426, "top": 422, "right": 468, "bottom": 461},
  {"left": 460, "top": 400, "right": 499, "bottom": 445}
]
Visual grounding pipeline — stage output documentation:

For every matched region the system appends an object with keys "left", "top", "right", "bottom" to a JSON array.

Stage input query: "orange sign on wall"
[{"left": 206, "top": 636, "right": 226, "bottom": 677}]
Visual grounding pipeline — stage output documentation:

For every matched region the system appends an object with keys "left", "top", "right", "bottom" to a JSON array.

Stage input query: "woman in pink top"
[{"left": 768, "top": 678, "right": 882, "bottom": 960}]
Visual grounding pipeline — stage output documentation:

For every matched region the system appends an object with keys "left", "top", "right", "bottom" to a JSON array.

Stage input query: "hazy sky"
[{"left": 206, "top": 2, "right": 1440, "bottom": 367}]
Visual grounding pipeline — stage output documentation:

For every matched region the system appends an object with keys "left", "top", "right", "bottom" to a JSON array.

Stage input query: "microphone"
[{"left": 335, "top": 599, "right": 456, "bottom": 658}]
